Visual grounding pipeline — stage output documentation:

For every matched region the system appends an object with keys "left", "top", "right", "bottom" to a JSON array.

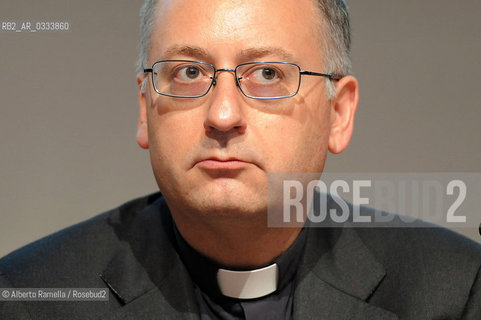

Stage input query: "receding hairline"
[{"left": 144, "top": 0, "right": 325, "bottom": 66}]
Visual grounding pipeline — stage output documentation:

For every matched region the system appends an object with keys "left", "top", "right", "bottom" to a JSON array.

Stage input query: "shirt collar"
[{"left": 173, "top": 223, "right": 308, "bottom": 302}]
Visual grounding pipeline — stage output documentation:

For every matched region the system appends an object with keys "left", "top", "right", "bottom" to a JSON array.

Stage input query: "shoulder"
[
  {"left": 353, "top": 206, "right": 481, "bottom": 316},
  {"left": 0, "top": 192, "right": 165, "bottom": 288},
  {"left": 321, "top": 195, "right": 481, "bottom": 268},
  {"left": 353, "top": 206, "right": 481, "bottom": 269},
  {"left": 311, "top": 195, "right": 481, "bottom": 315}
]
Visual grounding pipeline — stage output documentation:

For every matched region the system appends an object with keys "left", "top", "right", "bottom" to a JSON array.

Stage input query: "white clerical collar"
[{"left": 217, "top": 263, "right": 279, "bottom": 299}]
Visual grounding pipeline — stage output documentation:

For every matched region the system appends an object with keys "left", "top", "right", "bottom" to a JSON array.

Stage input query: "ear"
[
  {"left": 136, "top": 74, "right": 149, "bottom": 149},
  {"left": 328, "top": 75, "right": 359, "bottom": 154}
]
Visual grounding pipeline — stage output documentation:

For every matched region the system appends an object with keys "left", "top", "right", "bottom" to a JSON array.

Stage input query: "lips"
[{"left": 195, "top": 157, "right": 251, "bottom": 170}]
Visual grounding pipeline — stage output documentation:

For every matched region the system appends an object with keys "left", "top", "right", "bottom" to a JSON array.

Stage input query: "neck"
[{"left": 172, "top": 209, "right": 302, "bottom": 269}]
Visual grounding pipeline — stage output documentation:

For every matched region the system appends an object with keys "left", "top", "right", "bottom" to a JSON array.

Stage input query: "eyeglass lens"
[{"left": 151, "top": 61, "right": 300, "bottom": 99}]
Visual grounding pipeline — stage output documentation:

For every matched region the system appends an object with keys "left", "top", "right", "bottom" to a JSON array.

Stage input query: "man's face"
[{"left": 137, "top": 0, "right": 353, "bottom": 217}]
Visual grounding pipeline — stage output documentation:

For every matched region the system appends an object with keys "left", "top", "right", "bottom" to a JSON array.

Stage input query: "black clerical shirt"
[{"left": 173, "top": 225, "right": 308, "bottom": 320}]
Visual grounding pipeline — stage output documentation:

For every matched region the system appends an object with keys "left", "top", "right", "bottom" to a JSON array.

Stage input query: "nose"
[{"left": 203, "top": 69, "right": 247, "bottom": 135}]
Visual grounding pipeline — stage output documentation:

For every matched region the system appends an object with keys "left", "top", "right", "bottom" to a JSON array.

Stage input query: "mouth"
[{"left": 195, "top": 157, "right": 252, "bottom": 171}]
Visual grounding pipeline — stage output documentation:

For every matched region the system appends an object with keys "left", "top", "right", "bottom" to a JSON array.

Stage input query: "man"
[{"left": 1, "top": 0, "right": 480, "bottom": 319}]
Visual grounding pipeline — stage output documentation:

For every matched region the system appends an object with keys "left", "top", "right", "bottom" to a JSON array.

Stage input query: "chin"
[
  {"left": 185, "top": 182, "right": 268, "bottom": 217},
  {"left": 156, "top": 168, "right": 268, "bottom": 217}
]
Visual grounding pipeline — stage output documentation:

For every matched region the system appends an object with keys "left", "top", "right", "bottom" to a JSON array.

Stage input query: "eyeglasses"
[{"left": 143, "top": 60, "right": 342, "bottom": 100}]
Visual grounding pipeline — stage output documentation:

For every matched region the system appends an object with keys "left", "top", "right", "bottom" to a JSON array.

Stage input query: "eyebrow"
[
  {"left": 162, "top": 45, "right": 211, "bottom": 60},
  {"left": 239, "top": 47, "right": 295, "bottom": 61},
  {"left": 159, "top": 45, "right": 295, "bottom": 62}
]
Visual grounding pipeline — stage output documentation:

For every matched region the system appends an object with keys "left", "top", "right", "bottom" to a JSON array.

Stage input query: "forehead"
[{"left": 149, "top": 0, "right": 323, "bottom": 64}]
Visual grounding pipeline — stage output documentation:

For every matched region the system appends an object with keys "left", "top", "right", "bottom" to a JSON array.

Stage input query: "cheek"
[
  {"left": 268, "top": 106, "right": 331, "bottom": 172},
  {"left": 147, "top": 113, "right": 202, "bottom": 201},
  {"left": 147, "top": 110, "right": 201, "bottom": 174},
  {"left": 278, "top": 126, "right": 329, "bottom": 172}
]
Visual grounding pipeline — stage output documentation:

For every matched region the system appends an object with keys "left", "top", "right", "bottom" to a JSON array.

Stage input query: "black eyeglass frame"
[{"left": 143, "top": 60, "right": 343, "bottom": 100}]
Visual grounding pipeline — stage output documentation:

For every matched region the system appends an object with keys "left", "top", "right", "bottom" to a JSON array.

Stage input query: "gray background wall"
[{"left": 1, "top": 0, "right": 480, "bottom": 258}]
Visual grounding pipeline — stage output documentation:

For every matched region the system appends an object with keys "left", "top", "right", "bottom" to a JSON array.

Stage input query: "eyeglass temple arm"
[
  {"left": 300, "top": 70, "right": 343, "bottom": 81},
  {"left": 144, "top": 68, "right": 153, "bottom": 73}
]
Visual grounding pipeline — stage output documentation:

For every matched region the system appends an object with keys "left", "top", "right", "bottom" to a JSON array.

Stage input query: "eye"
[
  {"left": 175, "top": 65, "right": 203, "bottom": 81},
  {"left": 248, "top": 66, "right": 281, "bottom": 83},
  {"left": 260, "top": 68, "right": 276, "bottom": 80}
]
